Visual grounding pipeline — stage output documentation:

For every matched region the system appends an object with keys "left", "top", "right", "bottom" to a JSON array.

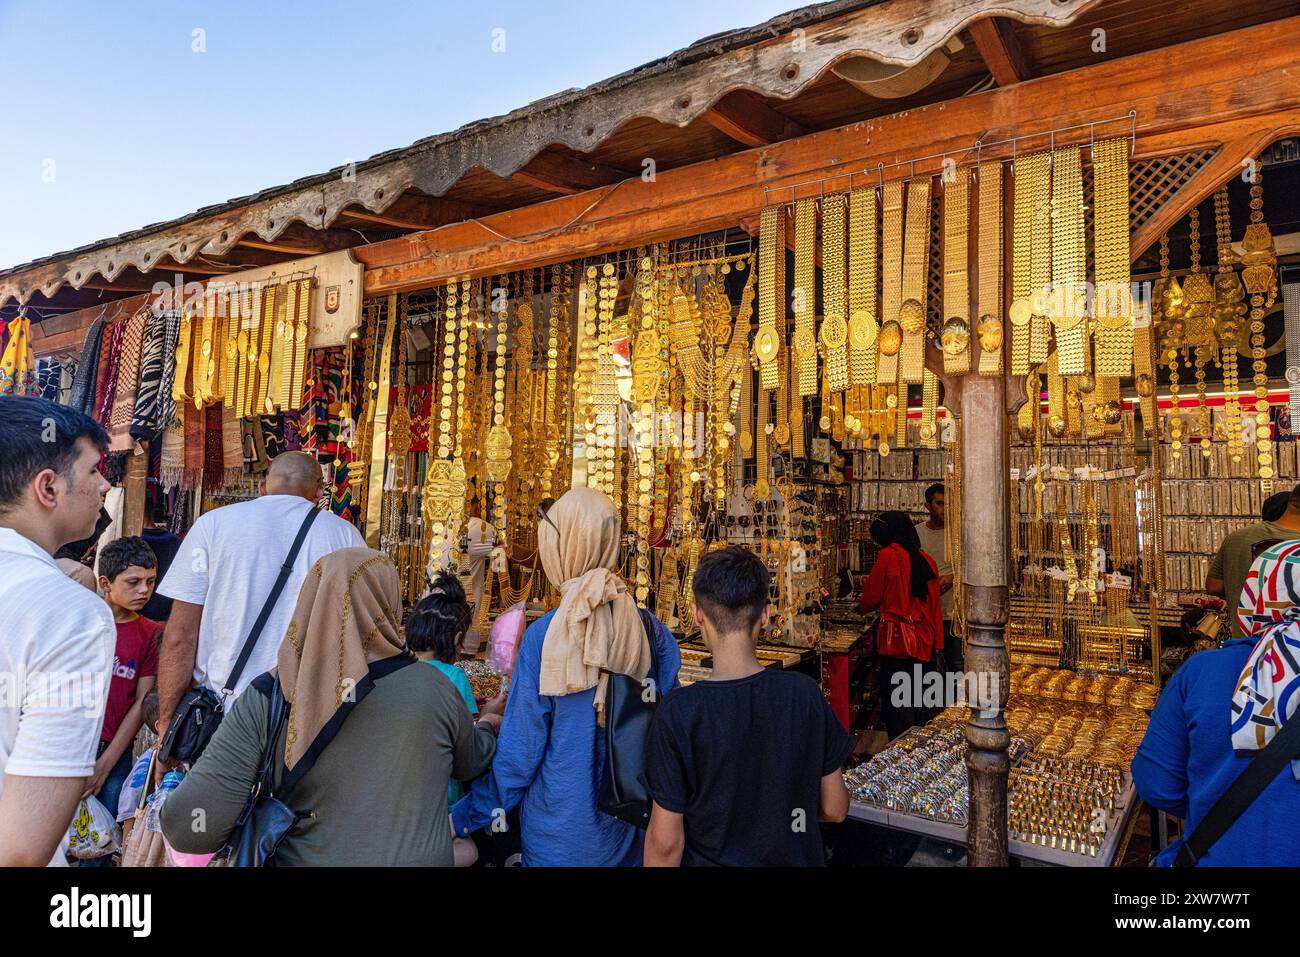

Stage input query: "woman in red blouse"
[{"left": 859, "top": 511, "right": 943, "bottom": 741}]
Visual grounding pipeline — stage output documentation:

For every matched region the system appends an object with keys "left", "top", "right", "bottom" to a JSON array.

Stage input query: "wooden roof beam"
[
  {"left": 968, "top": 16, "right": 1031, "bottom": 86},
  {"left": 701, "top": 90, "right": 806, "bottom": 147},
  {"left": 511, "top": 150, "right": 625, "bottom": 195},
  {"left": 342, "top": 193, "right": 501, "bottom": 231}
]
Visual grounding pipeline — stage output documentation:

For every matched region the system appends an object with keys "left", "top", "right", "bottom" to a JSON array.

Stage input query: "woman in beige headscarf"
[
  {"left": 162, "top": 547, "right": 498, "bottom": 865},
  {"left": 449, "top": 487, "right": 682, "bottom": 866}
]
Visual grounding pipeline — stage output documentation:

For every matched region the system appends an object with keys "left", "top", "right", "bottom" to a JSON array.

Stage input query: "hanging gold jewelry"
[
  {"left": 793, "top": 199, "right": 818, "bottom": 396},
  {"left": 1240, "top": 166, "right": 1279, "bottom": 490},
  {"left": 1092, "top": 138, "right": 1133, "bottom": 379},
  {"left": 977, "top": 161, "right": 1004, "bottom": 376},
  {"left": 879, "top": 180, "right": 905, "bottom": 386},
  {"left": 1213, "top": 187, "right": 1247, "bottom": 465},
  {"left": 899, "top": 176, "right": 931, "bottom": 384},
  {"left": 848, "top": 187, "right": 878, "bottom": 384},
  {"left": 756, "top": 206, "right": 783, "bottom": 391},
  {"left": 1048, "top": 146, "right": 1087, "bottom": 376},
  {"left": 941, "top": 166, "right": 971, "bottom": 376},
  {"left": 820, "top": 193, "right": 849, "bottom": 392}
]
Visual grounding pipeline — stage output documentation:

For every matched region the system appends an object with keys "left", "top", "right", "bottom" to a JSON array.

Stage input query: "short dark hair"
[
  {"left": 925, "top": 482, "right": 945, "bottom": 504},
  {"left": 692, "top": 545, "right": 771, "bottom": 635},
  {"left": 140, "top": 688, "right": 159, "bottom": 734},
  {"left": 406, "top": 570, "right": 471, "bottom": 663},
  {"left": 98, "top": 536, "right": 157, "bottom": 583},
  {"left": 0, "top": 396, "right": 108, "bottom": 512},
  {"left": 1263, "top": 490, "right": 1292, "bottom": 522}
]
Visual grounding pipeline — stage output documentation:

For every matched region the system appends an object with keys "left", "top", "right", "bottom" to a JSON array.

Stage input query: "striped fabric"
[
  {"left": 129, "top": 309, "right": 168, "bottom": 443},
  {"left": 1232, "top": 540, "right": 1300, "bottom": 765}
]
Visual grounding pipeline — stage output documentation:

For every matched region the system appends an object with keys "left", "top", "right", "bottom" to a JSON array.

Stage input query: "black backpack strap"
[
  {"left": 638, "top": 608, "right": 660, "bottom": 684},
  {"left": 1174, "top": 713, "right": 1300, "bottom": 865},
  {"left": 222, "top": 506, "right": 322, "bottom": 699}
]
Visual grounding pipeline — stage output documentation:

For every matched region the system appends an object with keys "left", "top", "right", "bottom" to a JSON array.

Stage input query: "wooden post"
[
  {"left": 959, "top": 374, "right": 1011, "bottom": 866},
  {"left": 121, "top": 443, "right": 149, "bottom": 538}
]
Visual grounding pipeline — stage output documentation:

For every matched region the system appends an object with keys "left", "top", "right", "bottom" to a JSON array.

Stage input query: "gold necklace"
[
  {"left": 1157, "top": 234, "right": 1186, "bottom": 460},
  {"left": 1048, "top": 146, "right": 1087, "bottom": 376},
  {"left": 1240, "top": 167, "right": 1279, "bottom": 491},
  {"left": 941, "top": 166, "right": 971, "bottom": 376},
  {"left": 977, "top": 161, "right": 1004, "bottom": 376},
  {"left": 793, "top": 199, "right": 818, "bottom": 396},
  {"left": 820, "top": 193, "right": 850, "bottom": 393},
  {"left": 848, "top": 187, "right": 878, "bottom": 384},
  {"left": 1092, "top": 137, "right": 1133, "bottom": 380},
  {"left": 756, "top": 206, "right": 783, "bottom": 391},
  {"left": 878, "top": 180, "right": 905, "bottom": 387},
  {"left": 1185, "top": 206, "right": 1213, "bottom": 457},
  {"left": 486, "top": 276, "right": 512, "bottom": 536},
  {"left": 899, "top": 177, "right": 931, "bottom": 384},
  {"left": 1026, "top": 151, "right": 1052, "bottom": 366}
]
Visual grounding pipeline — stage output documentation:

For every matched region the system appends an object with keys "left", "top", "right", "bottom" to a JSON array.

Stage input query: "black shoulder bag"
[
  {"left": 599, "top": 608, "right": 662, "bottom": 829},
  {"left": 221, "top": 653, "right": 418, "bottom": 866},
  {"left": 1173, "top": 713, "right": 1300, "bottom": 865},
  {"left": 160, "top": 507, "right": 321, "bottom": 765}
]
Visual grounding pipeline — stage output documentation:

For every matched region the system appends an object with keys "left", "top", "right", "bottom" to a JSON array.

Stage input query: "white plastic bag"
[{"left": 67, "top": 795, "right": 121, "bottom": 860}]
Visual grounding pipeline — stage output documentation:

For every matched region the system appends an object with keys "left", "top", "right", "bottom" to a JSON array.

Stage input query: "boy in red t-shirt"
[{"left": 84, "top": 537, "right": 160, "bottom": 864}]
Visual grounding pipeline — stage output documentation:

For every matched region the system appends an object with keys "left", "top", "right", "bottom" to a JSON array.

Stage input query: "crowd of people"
[{"left": 0, "top": 390, "right": 1296, "bottom": 867}]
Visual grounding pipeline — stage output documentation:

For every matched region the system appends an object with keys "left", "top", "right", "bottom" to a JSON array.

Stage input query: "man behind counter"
[{"left": 1205, "top": 483, "right": 1300, "bottom": 637}]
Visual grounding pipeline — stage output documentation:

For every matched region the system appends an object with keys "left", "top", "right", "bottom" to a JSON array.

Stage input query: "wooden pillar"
[
  {"left": 121, "top": 442, "right": 149, "bottom": 538},
  {"left": 959, "top": 374, "right": 1011, "bottom": 866}
]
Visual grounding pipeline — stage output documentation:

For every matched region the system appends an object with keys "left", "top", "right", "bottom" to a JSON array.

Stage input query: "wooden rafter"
[
  {"left": 701, "top": 90, "right": 807, "bottom": 147},
  {"left": 511, "top": 150, "right": 626, "bottom": 195},
  {"left": 342, "top": 193, "right": 499, "bottom": 231},
  {"left": 359, "top": 16, "right": 1300, "bottom": 295},
  {"left": 967, "top": 16, "right": 1031, "bottom": 86}
]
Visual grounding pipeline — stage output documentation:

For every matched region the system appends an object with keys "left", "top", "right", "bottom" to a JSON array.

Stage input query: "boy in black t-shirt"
[{"left": 644, "top": 546, "right": 851, "bottom": 866}]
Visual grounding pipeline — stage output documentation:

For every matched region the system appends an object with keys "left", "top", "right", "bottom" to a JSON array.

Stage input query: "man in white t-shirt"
[
  {"left": 0, "top": 397, "right": 115, "bottom": 866},
  {"left": 155, "top": 452, "right": 364, "bottom": 755},
  {"left": 913, "top": 482, "right": 957, "bottom": 671}
]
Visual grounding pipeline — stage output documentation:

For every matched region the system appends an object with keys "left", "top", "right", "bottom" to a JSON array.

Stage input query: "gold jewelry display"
[
  {"left": 940, "top": 167, "right": 971, "bottom": 376},
  {"left": 794, "top": 199, "right": 818, "bottom": 396},
  {"left": 920, "top": 369, "right": 939, "bottom": 448},
  {"left": 1184, "top": 206, "right": 1214, "bottom": 457},
  {"left": 1092, "top": 138, "right": 1133, "bottom": 379},
  {"left": 1156, "top": 234, "right": 1187, "bottom": 460},
  {"left": 486, "top": 278, "right": 512, "bottom": 535},
  {"left": 848, "top": 187, "right": 878, "bottom": 385},
  {"left": 1009, "top": 153, "right": 1035, "bottom": 375},
  {"left": 1048, "top": 146, "right": 1087, "bottom": 376},
  {"left": 899, "top": 177, "right": 931, "bottom": 384},
  {"left": 577, "top": 266, "right": 599, "bottom": 484},
  {"left": 290, "top": 279, "right": 310, "bottom": 411},
  {"left": 220, "top": 287, "right": 238, "bottom": 405},
  {"left": 977, "top": 161, "right": 1004, "bottom": 376},
  {"left": 253, "top": 284, "right": 274, "bottom": 415},
  {"left": 820, "top": 193, "right": 849, "bottom": 392}
]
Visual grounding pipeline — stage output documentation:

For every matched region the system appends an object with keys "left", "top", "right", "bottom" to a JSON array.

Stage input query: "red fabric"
[
  {"left": 101, "top": 617, "right": 161, "bottom": 745},
  {"left": 859, "top": 544, "right": 942, "bottom": 660}
]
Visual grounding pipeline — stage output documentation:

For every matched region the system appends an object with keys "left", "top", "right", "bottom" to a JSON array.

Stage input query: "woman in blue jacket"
[
  {"left": 451, "top": 487, "right": 680, "bottom": 865},
  {"left": 1132, "top": 539, "right": 1300, "bottom": 865}
]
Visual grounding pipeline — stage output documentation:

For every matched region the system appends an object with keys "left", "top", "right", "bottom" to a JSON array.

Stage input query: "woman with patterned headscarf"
[
  {"left": 1133, "top": 539, "right": 1300, "bottom": 866},
  {"left": 451, "top": 487, "right": 681, "bottom": 866},
  {"left": 162, "top": 547, "right": 498, "bottom": 865}
]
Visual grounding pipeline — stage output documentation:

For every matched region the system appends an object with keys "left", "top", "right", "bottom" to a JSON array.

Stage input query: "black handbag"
[
  {"left": 598, "top": 608, "right": 661, "bottom": 829},
  {"left": 159, "top": 507, "right": 321, "bottom": 765},
  {"left": 221, "top": 653, "right": 419, "bottom": 866},
  {"left": 1173, "top": 710, "right": 1300, "bottom": 866},
  {"left": 224, "top": 676, "right": 298, "bottom": 867}
]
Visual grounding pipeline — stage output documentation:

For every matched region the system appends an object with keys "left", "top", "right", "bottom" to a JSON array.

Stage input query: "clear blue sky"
[{"left": 0, "top": 0, "right": 798, "bottom": 271}]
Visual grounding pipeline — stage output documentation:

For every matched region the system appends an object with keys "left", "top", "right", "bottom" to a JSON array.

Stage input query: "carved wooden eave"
[{"left": 0, "top": 0, "right": 1103, "bottom": 309}]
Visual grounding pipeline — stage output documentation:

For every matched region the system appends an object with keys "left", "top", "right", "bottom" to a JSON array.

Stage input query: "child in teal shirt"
[{"left": 407, "top": 572, "right": 478, "bottom": 803}]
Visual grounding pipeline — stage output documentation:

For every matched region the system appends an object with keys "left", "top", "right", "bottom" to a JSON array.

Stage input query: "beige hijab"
[
  {"left": 277, "top": 547, "right": 406, "bottom": 770},
  {"left": 537, "top": 487, "right": 648, "bottom": 721}
]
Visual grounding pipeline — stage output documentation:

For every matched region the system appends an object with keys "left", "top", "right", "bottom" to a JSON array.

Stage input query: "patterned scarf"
[
  {"left": 37, "top": 357, "right": 62, "bottom": 401},
  {"left": 160, "top": 415, "right": 186, "bottom": 491},
  {"left": 95, "top": 318, "right": 125, "bottom": 425},
  {"left": 0, "top": 316, "right": 38, "bottom": 396},
  {"left": 222, "top": 404, "right": 243, "bottom": 485},
  {"left": 182, "top": 403, "right": 205, "bottom": 491},
  {"left": 1233, "top": 539, "right": 1300, "bottom": 778},
  {"left": 203, "top": 404, "right": 225, "bottom": 490},
  {"left": 129, "top": 309, "right": 168, "bottom": 443},
  {"left": 108, "top": 307, "right": 150, "bottom": 451},
  {"left": 67, "top": 316, "right": 105, "bottom": 413}
]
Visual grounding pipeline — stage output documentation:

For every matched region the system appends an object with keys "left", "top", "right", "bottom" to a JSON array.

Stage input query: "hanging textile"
[
  {"left": 95, "top": 319, "right": 126, "bottom": 426},
  {"left": 67, "top": 316, "right": 105, "bottom": 413},
  {"left": 37, "top": 357, "right": 62, "bottom": 401},
  {"left": 258, "top": 413, "right": 287, "bottom": 461},
  {"left": 158, "top": 309, "right": 180, "bottom": 429},
  {"left": 408, "top": 383, "right": 432, "bottom": 453},
  {"left": 160, "top": 416, "right": 186, "bottom": 491},
  {"left": 107, "top": 307, "right": 149, "bottom": 451},
  {"left": 0, "top": 315, "right": 38, "bottom": 396},
  {"left": 129, "top": 309, "right": 168, "bottom": 443},
  {"left": 299, "top": 348, "right": 356, "bottom": 521},
  {"left": 281, "top": 409, "right": 302, "bottom": 452},
  {"left": 202, "top": 404, "right": 225, "bottom": 491},
  {"left": 182, "top": 404, "right": 205, "bottom": 491},
  {"left": 221, "top": 405, "right": 243, "bottom": 485}
]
